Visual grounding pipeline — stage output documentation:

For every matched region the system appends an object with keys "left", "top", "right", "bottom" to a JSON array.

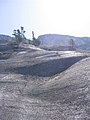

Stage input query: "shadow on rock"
[{"left": 9, "top": 56, "right": 86, "bottom": 77}]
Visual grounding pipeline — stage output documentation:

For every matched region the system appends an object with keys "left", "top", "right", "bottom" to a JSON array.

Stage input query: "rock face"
[
  {"left": 38, "top": 34, "right": 90, "bottom": 50},
  {"left": 31, "top": 57, "right": 90, "bottom": 120},
  {"left": 0, "top": 44, "right": 90, "bottom": 120},
  {"left": 0, "top": 34, "right": 15, "bottom": 52},
  {"left": 0, "top": 34, "right": 14, "bottom": 43}
]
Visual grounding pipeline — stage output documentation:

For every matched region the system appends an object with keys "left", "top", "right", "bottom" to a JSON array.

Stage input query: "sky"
[{"left": 0, "top": 0, "right": 90, "bottom": 39}]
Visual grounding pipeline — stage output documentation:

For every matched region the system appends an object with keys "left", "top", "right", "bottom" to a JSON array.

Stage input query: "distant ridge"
[
  {"left": 0, "top": 34, "right": 14, "bottom": 43},
  {"left": 38, "top": 34, "right": 90, "bottom": 50}
]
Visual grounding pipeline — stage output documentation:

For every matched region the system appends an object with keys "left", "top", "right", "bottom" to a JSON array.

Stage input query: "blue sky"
[{"left": 0, "top": 0, "right": 90, "bottom": 38}]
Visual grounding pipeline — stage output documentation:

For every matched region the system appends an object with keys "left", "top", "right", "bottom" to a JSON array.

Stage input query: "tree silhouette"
[
  {"left": 32, "top": 31, "right": 40, "bottom": 46},
  {"left": 12, "top": 27, "right": 26, "bottom": 46},
  {"left": 69, "top": 39, "right": 75, "bottom": 50}
]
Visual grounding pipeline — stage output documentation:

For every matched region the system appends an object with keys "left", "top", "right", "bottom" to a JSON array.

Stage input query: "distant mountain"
[
  {"left": 0, "top": 34, "right": 16, "bottom": 52},
  {"left": 38, "top": 34, "right": 90, "bottom": 50},
  {"left": 0, "top": 34, "right": 14, "bottom": 43}
]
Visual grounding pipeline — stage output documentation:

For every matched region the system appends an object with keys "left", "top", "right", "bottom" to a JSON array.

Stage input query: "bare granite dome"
[{"left": 0, "top": 43, "right": 90, "bottom": 120}]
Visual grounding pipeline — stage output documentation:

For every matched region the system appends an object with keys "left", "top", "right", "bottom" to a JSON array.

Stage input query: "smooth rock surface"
[{"left": 0, "top": 46, "right": 90, "bottom": 120}]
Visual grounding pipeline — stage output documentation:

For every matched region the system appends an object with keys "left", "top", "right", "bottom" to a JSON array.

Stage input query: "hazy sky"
[{"left": 0, "top": 0, "right": 90, "bottom": 38}]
